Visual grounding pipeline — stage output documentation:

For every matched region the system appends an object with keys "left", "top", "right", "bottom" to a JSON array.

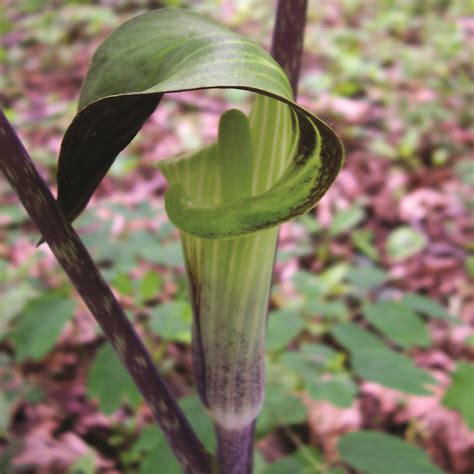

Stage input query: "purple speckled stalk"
[
  {"left": 215, "top": 422, "right": 256, "bottom": 474},
  {"left": 0, "top": 110, "right": 213, "bottom": 474},
  {"left": 214, "top": 1, "right": 308, "bottom": 472},
  {"left": 271, "top": 0, "right": 308, "bottom": 98}
]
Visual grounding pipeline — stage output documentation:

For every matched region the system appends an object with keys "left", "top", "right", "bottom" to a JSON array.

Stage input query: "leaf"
[
  {"left": 454, "top": 159, "right": 474, "bottom": 185},
  {"left": 302, "top": 299, "right": 349, "bottom": 320},
  {"left": 55, "top": 9, "right": 344, "bottom": 238},
  {"left": 351, "top": 229, "right": 379, "bottom": 260},
  {"left": 442, "top": 362, "right": 474, "bottom": 429},
  {"left": 138, "top": 430, "right": 181, "bottom": 474},
  {"left": 465, "top": 255, "right": 474, "bottom": 279},
  {"left": 332, "top": 323, "right": 435, "bottom": 395},
  {"left": 262, "top": 447, "right": 323, "bottom": 474},
  {"left": 277, "top": 344, "right": 350, "bottom": 407},
  {"left": 329, "top": 205, "right": 365, "bottom": 236},
  {"left": 385, "top": 226, "right": 427, "bottom": 261},
  {"left": 112, "top": 272, "right": 134, "bottom": 296},
  {"left": 346, "top": 265, "right": 389, "bottom": 293},
  {"left": 319, "top": 263, "right": 351, "bottom": 292},
  {"left": 67, "top": 454, "right": 95, "bottom": 474},
  {"left": 266, "top": 309, "right": 305, "bottom": 352},
  {"left": 10, "top": 294, "right": 75, "bottom": 361},
  {"left": 363, "top": 300, "right": 430, "bottom": 349},
  {"left": 139, "top": 271, "right": 162, "bottom": 301},
  {"left": 0, "top": 282, "right": 38, "bottom": 335},
  {"left": 0, "top": 392, "right": 12, "bottom": 436},
  {"left": 256, "top": 384, "right": 307, "bottom": 437},
  {"left": 306, "top": 374, "right": 357, "bottom": 408},
  {"left": 138, "top": 241, "right": 184, "bottom": 268},
  {"left": 149, "top": 301, "right": 192, "bottom": 343},
  {"left": 292, "top": 271, "right": 326, "bottom": 297},
  {"left": 86, "top": 344, "right": 141, "bottom": 414},
  {"left": 401, "top": 293, "right": 452, "bottom": 320},
  {"left": 339, "top": 431, "right": 443, "bottom": 474},
  {"left": 300, "top": 343, "right": 340, "bottom": 365},
  {"left": 279, "top": 351, "right": 318, "bottom": 381}
]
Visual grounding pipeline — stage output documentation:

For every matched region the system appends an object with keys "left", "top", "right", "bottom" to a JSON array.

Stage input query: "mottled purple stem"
[
  {"left": 215, "top": 1, "right": 308, "bottom": 473},
  {"left": 271, "top": 0, "right": 308, "bottom": 98},
  {"left": 216, "top": 423, "right": 255, "bottom": 474},
  {"left": 0, "top": 110, "right": 213, "bottom": 474}
]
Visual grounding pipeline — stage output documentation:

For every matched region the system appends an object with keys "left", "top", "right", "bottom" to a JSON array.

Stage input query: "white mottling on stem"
[
  {"left": 169, "top": 416, "right": 180, "bottom": 431},
  {"left": 135, "top": 355, "right": 147, "bottom": 369},
  {"left": 158, "top": 399, "right": 168, "bottom": 414},
  {"left": 102, "top": 296, "right": 113, "bottom": 313},
  {"left": 113, "top": 335, "right": 127, "bottom": 360},
  {"left": 65, "top": 241, "right": 80, "bottom": 265}
]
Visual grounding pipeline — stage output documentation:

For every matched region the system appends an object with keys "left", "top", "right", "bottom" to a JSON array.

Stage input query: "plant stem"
[
  {"left": 271, "top": 0, "right": 308, "bottom": 98},
  {"left": 0, "top": 110, "right": 213, "bottom": 474},
  {"left": 215, "top": 422, "right": 256, "bottom": 474}
]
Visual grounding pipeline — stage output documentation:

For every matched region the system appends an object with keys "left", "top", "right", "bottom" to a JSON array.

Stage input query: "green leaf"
[
  {"left": 386, "top": 226, "right": 427, "bottom": 261},
  {"left": 137, "top": 429, "right": 181, "bottom": 474},
  {"left": 256, "top": 384, "right": 307, "bottom": 437},
  {"left": 67, "top": 454, "right": 95, "bottom": 474},
  {"left": 319, "top": 263, "right": 351, "bottom": 292},
  {"left": 277, "top": 344, "right": 348, "bottom": 407},
  {"left": 363, "top": 300, "right": 430, "bottom": 349},
  {"left": 454, "top": 159, "right": 474, "bottom": 185},
  {"left": 333, "top": 323, "right": 435, "bottom": 395},
  {"left": 300, "top": 343, "right": 340, "bottom": 366},
  {"left": 279, "top": 351, "right": 317, "bottom": 381},
  {"left": 0, "top": 282, "right": 38, "bottom": 335},
  {"left": 329, "top": 205, "right": 365, "bottom": 236},
  {"left": 262, "top": 447, "right": 323, "bottom": 474},
  {"left": 306, "top": 374, "right": 357, "bottom": 408},
  {"left": 86, "top": 344, "right": 141, "bottom": 414},
  {"left": 302, "top": 299, "right": 349, "bottom": 320},
  {"left": 112, "top": 272, "right": 134, "bottom": 296},
  {"left": 442, "top": 362, "right": 474, "bottom": 429},
  {"left": 465, "top": 255, "right": 474, "bottom": 279},
  {"left": 139, "top": 271, "right": 162, "bottom": 301},
  {"left": 339, "top": 431, "right": 443, "bottom": 474},
  {"left": 149, "top": 301, "right": 192, "bottom": 343},
  {"left": 55, "top": 9, "right": 344, "bottom": 238},
  {"left": 11, "top": 294, "right": 75, "bottom": 361},
  {"left": 351, "top": 229, "right": 379, "bottom": 260},
  {"left": 292, "top": 271, "right": 326, "bottom": 297},
  {"left": 0, "top": 391, "right": 12, "bottom": 436},
  {"left": 346, "top": 265, "right": 389, "bottom": 293},
  {"left": 402, "top": 293, "right": 452, "bottom": 320},
  {"left": 138, "top": 241, "right": 184, "bottom": 268},
  {"left": 266, "top": 310, "right": 305, "bottom": 352}
]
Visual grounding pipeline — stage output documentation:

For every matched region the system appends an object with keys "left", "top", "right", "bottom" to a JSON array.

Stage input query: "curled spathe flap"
[{"left": 55, "top": 9, "right": 344, "bottom": 236}]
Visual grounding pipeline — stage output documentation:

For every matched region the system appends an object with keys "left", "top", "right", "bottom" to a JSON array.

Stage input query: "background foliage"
[{"left": 1, "top": 1, "right": 473, "bottom": 473}]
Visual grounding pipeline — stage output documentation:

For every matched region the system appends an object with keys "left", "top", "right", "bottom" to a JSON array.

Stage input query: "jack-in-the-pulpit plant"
[{"left": 46, "top": 8, "right": 343, "bottom": 472}]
